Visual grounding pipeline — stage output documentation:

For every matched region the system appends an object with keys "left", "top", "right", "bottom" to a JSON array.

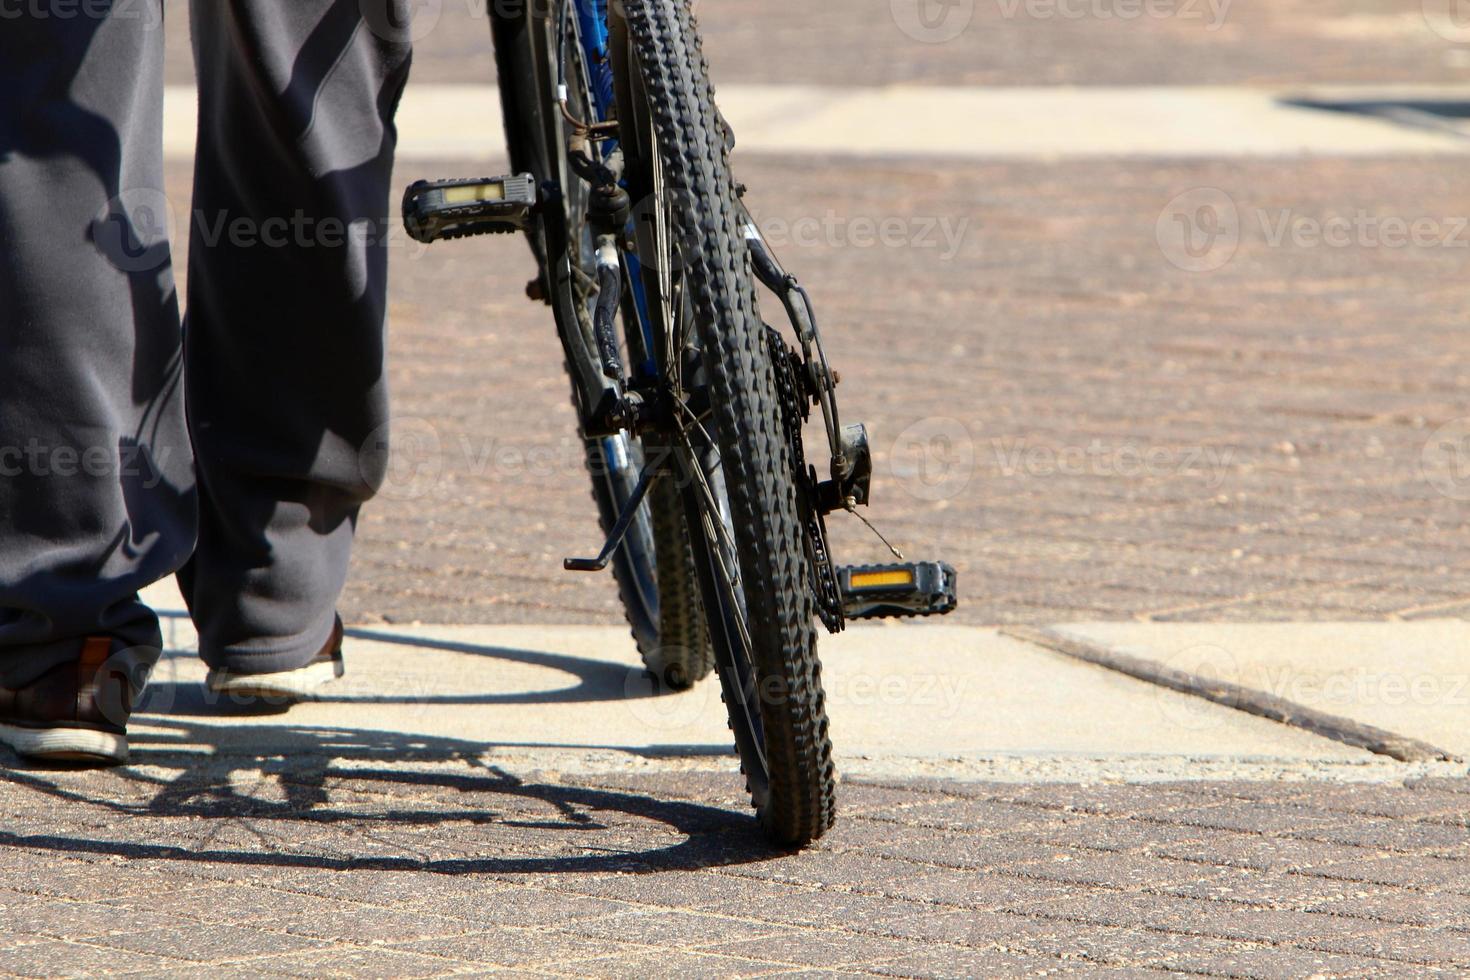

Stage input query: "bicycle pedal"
[
  {"left": 402, "top": 174, "right": 536, "bottom": 244},
  {"left": 838, "top": 561, "right": 957, "bottom": 621}
]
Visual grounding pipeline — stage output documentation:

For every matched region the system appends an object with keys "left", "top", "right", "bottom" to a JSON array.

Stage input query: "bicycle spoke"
[{"left": 676, "top": 427, "right": 739, "bottom": 573}]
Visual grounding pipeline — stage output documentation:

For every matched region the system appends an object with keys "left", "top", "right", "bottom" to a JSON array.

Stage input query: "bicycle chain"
[{"left": 765, "top": 326, "right": 845, "bottom": 633}]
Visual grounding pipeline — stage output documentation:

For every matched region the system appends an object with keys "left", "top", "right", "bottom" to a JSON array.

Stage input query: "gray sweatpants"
[{"left": 0, "top": 1, "right": 412, "bottom": 687}]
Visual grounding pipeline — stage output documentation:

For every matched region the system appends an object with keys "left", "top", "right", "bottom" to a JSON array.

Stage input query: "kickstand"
[{"left": 564, "top": 462, "right": 658, "bottom": 572}]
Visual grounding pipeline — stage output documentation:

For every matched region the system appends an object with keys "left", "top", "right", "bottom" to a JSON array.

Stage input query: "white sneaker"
[
  {"left": 206, "top": 617, "right": 345, "bottom": 703},
  {"left": 0, "top": 724, "right": 128, "bottom": 764}
]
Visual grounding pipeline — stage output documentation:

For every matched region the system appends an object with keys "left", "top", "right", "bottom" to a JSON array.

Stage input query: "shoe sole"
[
  {"left": 0, "top": 724, "right": 128, "bottom": 764},
  {"left": 205, "top": 658, "right": 344, "bottom": 702}
]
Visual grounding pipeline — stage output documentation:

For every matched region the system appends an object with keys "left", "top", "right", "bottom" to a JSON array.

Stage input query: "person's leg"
[
  {"left": 0, "top": 2, "right": 193, "bottom": 759},
  {"left": 181, "top": 0, "right": 412, "bottom": 673}
]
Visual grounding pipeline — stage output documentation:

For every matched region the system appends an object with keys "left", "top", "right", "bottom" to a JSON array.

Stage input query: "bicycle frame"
[
  {"left": 487, "top": 0, "right": 867, "bottom": 527},
  {"left": 571, "top": 0, "right": 661, "bottom": 384},
  {"left": 464, "top": 1, "right": 952, "bottom": 643},
  {"left": 484, "top": 0, "right": 659, "bottom": 441}
]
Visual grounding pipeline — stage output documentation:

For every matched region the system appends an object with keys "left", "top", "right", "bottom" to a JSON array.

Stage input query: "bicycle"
[{"left": 402, "top": 0, "right": 957, "bottom": 847}]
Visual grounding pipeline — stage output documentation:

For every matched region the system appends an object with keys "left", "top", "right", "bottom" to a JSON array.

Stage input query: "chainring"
[{"left": 765, "top": 326, "right": 845, "bottom": 633}]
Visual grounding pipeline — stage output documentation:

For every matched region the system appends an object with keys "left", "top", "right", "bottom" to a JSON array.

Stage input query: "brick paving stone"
[
  {"left": 1008, "top": 923, "right": 1254, "bottom": 967},
  {"left": 695, "top": 885, "right": 933, "bottom": 932},
  {"left": 0, "top": 863, "right": 198, "bottom": 903},
  {"left": 1011, "top": 821, "right": 1210, "bottom": 855},
  {"left": 1151, "top": 834, "right": 1386, "bottom": 873},
  {"left": 983, "top": 784, "right": 1212, "bottom": 818},
  {"left": 431, "top": 885, "right": 631, "bottom": 929},
  {"left": 85, "top": 923, "right": 330, "bottom": 963},
  {"left": 240, "top": 870, "right": 515, "bottom": 921},
  {"left": 568, "top": 871, "right": 792, "bottom": 908},
  {"left": 1313, "top": 926, "right": 1470, "bottom": 966},
  {"left": 871, "top": 908, "right": 1061, "bottom": 948},
  {"left": 390, "top": 925, "right": 644, "bottom": 968},
  {"left": 262, "top": 898, "right": 480, "bottom": 945},
  {"left": 702, "top": 932, "right": 918, "bottom": 970},
  {"left": 243, "top": 947, "right": 472, "bottom": 978},
  {"left": 0, "top": 939, "right": 181, "bottom": 978},
  {"left": 718, "top": 852, "right": 933, "bottom": 894},
  {"left": 1136, "top": 935, "right": 1433, "bottom": 979},
  {"left": 826, "top": 784, "right": 943, "bottom": 814},
  {"left": 122, "top": 964, "right": 303, "bottom": 980},
  {"left": 1287, "top": 785, "right": 1470, "bottom": 820},
  {"left": 748, "top": 971, "right": 889, "bottom": 979},
  {"left": 1305, "top": 855, "right": 1470, "bottom": 892},
  {"left": 1157, "top": 866, "right": 1383, "bottom": 910},
  {"left": 1303, "top": 890, "right": 1470, "bottom": 929},
  {"left": 540, "top": 950, "right": 793, "bottom": 979},
  {"left": 1015, "top": 891, "right": 1398, "bottom": 944},
  {"left": 937, "top": 878, "right": 1089, "bottom": 915},
  {"left": 851, "top": 799, "right": 1069, "bottom": 834},
  {"left": 991, "top": 852, "right": 1227, "bottom": 891},
  {"left": 871, "top": 944, "right": 1155, "bottom": 979},
  {"left": 563, "top": 909, "right": 796, "bottom": 948},
  {"left": 102, "top": 875, "right": 488, "bottom": 946},
  {"left": 815, "top": 819, "right": 952, "bottom": 852},
  {"left": 1304, "top": 819, "right": 1470, "bottom": 852},
  {"left": 1137, "top": 803, "right": 1356, "bottom": 837},
  {"left": 0, "top": 899, "right": 178, "bottom": 943},
  {"left": 881, "top": 870, "right": 1012, "bottom": 907},
  {"left": 842, "top": 829, "right": 1074, "bottom": 872}
]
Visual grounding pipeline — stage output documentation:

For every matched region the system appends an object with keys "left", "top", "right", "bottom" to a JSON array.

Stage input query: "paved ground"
[
  {"left": 161, "top": 83, "right": 1470, "bottom": 160},
  {"left": 119, "top": 586, "right": 1466, "bottom": 782},
  {"left": 4, "top": 763, "right": 1470, "bottom": 976},
  {"left": 160, "top": 1, "right": 1470, "bottom": 87}
]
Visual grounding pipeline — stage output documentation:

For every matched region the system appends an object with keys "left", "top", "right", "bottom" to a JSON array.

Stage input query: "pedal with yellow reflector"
[
  {"left": 402, "top": 174, "right": 537, "bottom": 244},
  {"left": 837, "top": 561, "right": 957, "bottom": 621}
]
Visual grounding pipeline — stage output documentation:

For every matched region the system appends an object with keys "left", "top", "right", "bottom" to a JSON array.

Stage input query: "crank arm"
[{"left": 564, "top": 460, "right": 658, "bottom": 572}]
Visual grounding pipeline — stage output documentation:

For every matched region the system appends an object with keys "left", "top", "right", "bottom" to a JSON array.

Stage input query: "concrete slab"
[
  {"left": 136, "top": 582, "right": 1377, "bottom": 783},
  {"left": 162, "top": 84, "right": 1470, "bottom": 161},
  {"left": 1053, "top": 622, "right": 1470, "bottom": 760}
]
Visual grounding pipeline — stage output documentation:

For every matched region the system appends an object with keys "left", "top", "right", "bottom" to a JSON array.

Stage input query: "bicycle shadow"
[
  {"left": 0, "top": 622, "right": 774, "bottom": 875},
  {"left": 0, "top": 715, "right": 774, "bottom": 876}
]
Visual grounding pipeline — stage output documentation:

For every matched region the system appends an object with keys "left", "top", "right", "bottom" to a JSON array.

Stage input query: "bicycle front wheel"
[
  {"left": 491, "top": 2, "right": 711, "bottom": 688},
  {"left": 613, "top": 0, "right": 837, "bottom": 846}
]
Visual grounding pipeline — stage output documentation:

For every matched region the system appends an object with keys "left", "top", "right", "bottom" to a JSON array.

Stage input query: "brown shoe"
[
  {"left": 0, "top": 637, "right": 133, "bottom": 764},
  {"left": 205, "top": 616, "right": 345, "bottom": 704}
]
